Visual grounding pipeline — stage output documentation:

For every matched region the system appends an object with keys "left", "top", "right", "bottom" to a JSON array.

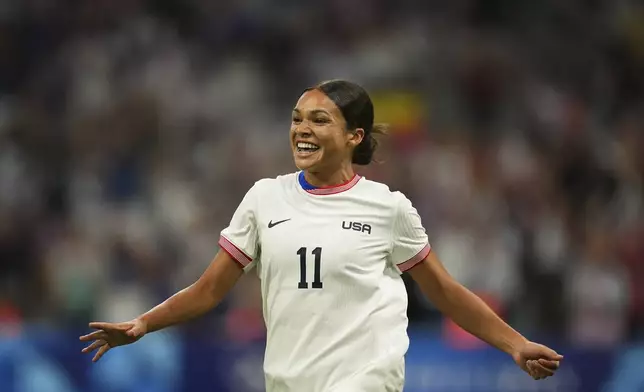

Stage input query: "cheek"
[
  {"left": 289, "top": 127, "right": 299, "bottom": 144},
  {"left": 318, "top": 128, "right": 345, "bottom": 150},
  {"left": 331, "top": 133, "right": 351, "bottom": 153}
]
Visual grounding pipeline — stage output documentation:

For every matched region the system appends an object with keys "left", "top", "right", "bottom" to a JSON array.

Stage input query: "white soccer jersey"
[{"left": 219, "top": 172, "right": 431, "bottom": 392}]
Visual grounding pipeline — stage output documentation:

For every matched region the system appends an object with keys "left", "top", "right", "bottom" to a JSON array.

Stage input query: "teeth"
[{"left": 297, "top": 142, "right": 319, "bottom": 149}]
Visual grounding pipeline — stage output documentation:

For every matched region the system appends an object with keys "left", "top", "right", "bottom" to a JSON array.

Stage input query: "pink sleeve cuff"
[
  {"left": 219, "top": 236, "right": 253, "bottom": 267},
  {"left": 397, "top": 244, "right": 431, "bottom": 272}
]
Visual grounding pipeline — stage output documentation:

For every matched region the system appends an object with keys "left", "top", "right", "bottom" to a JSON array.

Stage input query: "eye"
[
  {"left": 313, "top": 117, "right": 330, "bottom": 124},
  {"left": 292, "top": 116, "right": 302, "bottom": 123}
]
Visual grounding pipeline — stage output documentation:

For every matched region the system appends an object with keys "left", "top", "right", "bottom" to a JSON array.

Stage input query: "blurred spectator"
[{"left": 566, "top": 225, "right": 631, "bottom": 347}]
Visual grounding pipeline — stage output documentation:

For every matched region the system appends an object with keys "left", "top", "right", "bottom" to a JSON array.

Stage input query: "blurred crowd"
[{"left": 0, "top": 0, "right": 643, "bottom": 349}]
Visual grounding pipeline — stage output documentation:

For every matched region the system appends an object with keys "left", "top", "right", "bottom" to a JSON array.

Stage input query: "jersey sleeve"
[
  {"left": 219, "top": 182, "right": 261, "bottom": 272},
  {"left": 390, "top": 192, "right": 431, "bottom": 273}
]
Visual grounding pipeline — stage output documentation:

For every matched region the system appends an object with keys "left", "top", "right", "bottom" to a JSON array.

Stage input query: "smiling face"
[{"left": 290, "top": 89, "right": 364, "bottom": 173}]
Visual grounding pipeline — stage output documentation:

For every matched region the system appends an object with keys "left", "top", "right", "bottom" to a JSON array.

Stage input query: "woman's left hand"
[{"left": 512, "top": 340, "right": 563, "bottom": 380}]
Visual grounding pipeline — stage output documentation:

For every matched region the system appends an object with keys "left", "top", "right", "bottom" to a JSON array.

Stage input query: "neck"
[{"left": 304, "top": 165, "right": 355, "bottom": 188}]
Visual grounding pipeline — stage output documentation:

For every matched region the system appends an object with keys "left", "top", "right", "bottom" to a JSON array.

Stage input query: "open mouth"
[{"left": 296, "top": 142, "right": 320, "bottom": 154}]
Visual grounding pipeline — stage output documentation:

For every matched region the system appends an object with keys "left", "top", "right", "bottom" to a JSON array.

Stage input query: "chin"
[
  {"left": 294, "top": 158, "right": 315, "bottom": 170},
  {"left": 293, "top": 151, "right": 322, "bottom": 170}
]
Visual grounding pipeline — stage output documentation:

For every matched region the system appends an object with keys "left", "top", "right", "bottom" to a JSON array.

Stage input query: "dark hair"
[{"left": 306, "top": 80, "right": 388, "bottom": 165}]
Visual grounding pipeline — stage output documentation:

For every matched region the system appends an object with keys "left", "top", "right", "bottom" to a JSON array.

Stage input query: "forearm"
[
  {"left": 137, "top": 251, "right": 243, "bottom": 333},
  {"left": 433, "top": 280, "right": 526, "bottom": 355},
  {"left": 138, "top": 282, "right": 218, "bottom": 333}
]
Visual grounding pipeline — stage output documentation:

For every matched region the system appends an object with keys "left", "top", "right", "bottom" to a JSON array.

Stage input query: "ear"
[{"left": 347, "top": 128, "right": 365, "bottom": 148}]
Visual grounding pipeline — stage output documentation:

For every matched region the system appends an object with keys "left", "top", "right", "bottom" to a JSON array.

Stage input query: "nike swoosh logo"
[{"left": 268, "top": 219, "right": 291, "bottom": 228}]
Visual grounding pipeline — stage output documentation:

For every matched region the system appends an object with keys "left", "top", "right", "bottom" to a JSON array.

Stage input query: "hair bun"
[{"left": 351, "top": 123, "right": 388, "bottom": 165}]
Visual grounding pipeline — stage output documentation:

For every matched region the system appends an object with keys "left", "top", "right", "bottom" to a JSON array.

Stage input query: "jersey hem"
[
  {"left": 397, "top": 244, "right": 431, "bottom": 272},
  {"left": 218, "top": 235, "right": 253, "bottom": 267}
]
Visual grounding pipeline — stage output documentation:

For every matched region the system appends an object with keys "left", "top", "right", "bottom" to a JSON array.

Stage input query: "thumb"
[
  {"left": 126, "top": 325, "right": 144, "bottom": 338},
  {"left": 540, "top": 346, "right": 564, "bottom": 361},
  {"left": 126, "top": 320, "right": 147, "bottom": 338}
]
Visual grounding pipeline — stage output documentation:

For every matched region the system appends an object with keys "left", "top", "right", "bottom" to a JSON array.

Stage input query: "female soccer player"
[{"left": 80, "top": 80, "right": 562, "bottom": 391}]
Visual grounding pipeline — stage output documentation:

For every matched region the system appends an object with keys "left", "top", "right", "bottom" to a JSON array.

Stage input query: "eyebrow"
[{"left": 292, "top": 109, "right": 331, "bottom": 116}]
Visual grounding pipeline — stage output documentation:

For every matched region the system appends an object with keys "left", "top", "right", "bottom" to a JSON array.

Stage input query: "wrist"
[
  {"left": 136, "top": 315, "right": 151, "bottom": 333},
  {"left": 506, "top": 334, "right": 528, "bottom": 359}
]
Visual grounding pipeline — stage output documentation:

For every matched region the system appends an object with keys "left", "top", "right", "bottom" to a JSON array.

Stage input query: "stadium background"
[{"left": 0, "top": 1, "right": 643, "bottom": 391}]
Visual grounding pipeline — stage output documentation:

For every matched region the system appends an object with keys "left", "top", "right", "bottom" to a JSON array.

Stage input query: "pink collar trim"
[{"left": 301, "top": 174, "right": 362, "bottom": 195}]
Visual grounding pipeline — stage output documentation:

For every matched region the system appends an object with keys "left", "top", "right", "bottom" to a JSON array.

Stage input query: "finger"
[
  {"left": 92, "top": 344, "right": 110, "bottom": 362},
  {"left": 533, "top": 362, "right": 555, "bottom": 376},
  {"left": 90, "top": 321, "right": 132, "bottom": 331},
  {"left": 528, "top": 365, "right": 544, "bottom": 380},
  {"left": 538, "top": 358, "right": 560, "bottom": 370},
  {"left": 526, "top": 361, "right": 539, "bottom": 378},
  {"left": 82, "top": 340, "right": 106, "bottom": 354},
  {"left": 529, "top": 368, "right": 541, "bottom": 380},
  {"left": 79, "top": 330, "right": 107, "bottom": 342},
  {"left": 527, "top": 360, "right": 552, "bottom": 380},
  {"left": 540, "top": 346, "right": 564, "bottom": 361},
  {"left": 88, "top": 322, "right": 115, "bottom": 330}
]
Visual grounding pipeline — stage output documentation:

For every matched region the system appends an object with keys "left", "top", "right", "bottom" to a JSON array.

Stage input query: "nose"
[{"left": 293, "top": 125, "right": 312, "bottom": 138}]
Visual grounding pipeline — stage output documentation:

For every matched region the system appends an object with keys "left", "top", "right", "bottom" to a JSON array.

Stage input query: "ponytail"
[{"left": 352, "top": 123, "right": 389, "bottom": 165}]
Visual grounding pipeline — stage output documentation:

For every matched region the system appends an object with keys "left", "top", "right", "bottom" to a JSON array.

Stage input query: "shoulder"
[
  {"left": 357, "top": 177, "right": 412, "bottom": 217},
  {"left": 247, "top": 172, "right": 298, "bottom": 195},
  {"left": 358, "top": 177, "right": 410, "bottom": 206}
]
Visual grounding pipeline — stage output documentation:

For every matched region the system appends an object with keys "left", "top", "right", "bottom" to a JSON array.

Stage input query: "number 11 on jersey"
[{"left": 297, "top": 247, "right": 323, "bottom": 289}]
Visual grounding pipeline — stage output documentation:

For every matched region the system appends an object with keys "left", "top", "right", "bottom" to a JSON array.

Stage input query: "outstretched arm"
[
  {"left": 80, "top": 250, "right": 243, "bottom": 362},
  {"left": 140, "top": 250, "right": 243, "bottom": 333},
  {"left": 407, "top": 251, "right": 563, "bottom": 380}
]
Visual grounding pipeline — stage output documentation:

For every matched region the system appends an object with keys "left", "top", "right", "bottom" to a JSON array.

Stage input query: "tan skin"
[
  {"left": 291, "top": 89, "right": 364, "bottom": 186},
  {"left": 80, "top": 89, "right": 562, "bottom": 380}
]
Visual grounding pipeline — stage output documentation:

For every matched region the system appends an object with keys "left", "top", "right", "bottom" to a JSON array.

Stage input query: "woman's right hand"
[{"left": 79, "top": 318, "right": 148, "bottom": 362}]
